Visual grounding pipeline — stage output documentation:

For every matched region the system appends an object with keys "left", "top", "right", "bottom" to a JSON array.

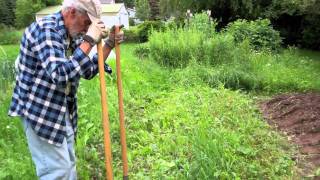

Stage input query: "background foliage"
[
  {"left": 15, "top": 0, "right": 62, "bottom": 28},
  {"left": 134, "top": 0, "right": 320, "bottom": 50},
  {"left": 0, "top": 0, "right": 319, "bottom": 49},
  {"left": 0, "top": 0, "right": 16, "bottom": 27},
  {"left": 137, "top": 14, "right": 320, "bottom": 93}
]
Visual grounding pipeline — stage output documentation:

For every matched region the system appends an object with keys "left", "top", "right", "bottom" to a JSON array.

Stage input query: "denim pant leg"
[
  {"left": 65, "top": 111, "right": 77, "bottom": 180},
  {"left": 22, "top": 110, "right": 77, "bottom": 180}
]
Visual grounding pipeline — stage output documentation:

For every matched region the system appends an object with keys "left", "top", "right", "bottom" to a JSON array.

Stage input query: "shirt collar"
[
  {"left": 55, "top": 11, "right": 68, "bottom": 41},
  {"left": 54, "top": 11, "right": 72, "bottom": 49}
]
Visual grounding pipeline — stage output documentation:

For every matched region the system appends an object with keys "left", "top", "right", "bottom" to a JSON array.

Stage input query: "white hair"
[{"left": 61, "top": 0, "right": 86, "bottom": 13}]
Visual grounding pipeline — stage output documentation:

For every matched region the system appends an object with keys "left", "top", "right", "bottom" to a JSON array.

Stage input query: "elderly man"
[{"left": 8, "top": 0, "right": 123, "bottom": 179}]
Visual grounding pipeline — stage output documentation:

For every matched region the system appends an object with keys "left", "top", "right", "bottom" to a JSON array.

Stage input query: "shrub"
[
  {"left": 136, "top": 21, "right": 164, "bottom": 42},
  {"left": 164, "top": 19, "right": 180, "bottom": 30},
  {"left": 226, "top": 19, "right": 282, "bottom": 51},
  {"left": 123, "top": 27, "right": 139, "bottom": 43},
  {"left": 129, "top": 17, "right": 135, "bottom": 26},
  {"left": 202, "top": 34, "right": 236, "bottom": 65}
]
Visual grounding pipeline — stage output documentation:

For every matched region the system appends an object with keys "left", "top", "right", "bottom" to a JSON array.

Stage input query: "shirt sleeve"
[
  {"left": 88, "top": 54, "right": 113, "bottom": 78},
  {"left": 31, "top": 27, "right": 99, "bottom": 85}
]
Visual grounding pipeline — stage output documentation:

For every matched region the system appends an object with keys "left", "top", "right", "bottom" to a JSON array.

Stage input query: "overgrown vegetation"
[
  {"left": 226, "top": 19, "right": 282, "bottom": 51},
  {"left": 136, "top": 21, "right": 164, "bottom": 42},
  {"left": 132, "top": 0, "right": 320, "bottom": 50},
  {"left": 0, "top": 45, "right": 35, "bottom": 179},
  {"left": 0, "top": 44, "right": 299, "bottom": 179},
  {"left": 123, "top": 21, "right": 165, "bottom": 43},
  {"left": 1, "top": 12, "right": 320, "bottom": 179},
  {"left": 138, "top": 14, "right": 320, "bottom": 93},
  {"left": 0, "top": 26, "right": 23, "bottom": 45}
]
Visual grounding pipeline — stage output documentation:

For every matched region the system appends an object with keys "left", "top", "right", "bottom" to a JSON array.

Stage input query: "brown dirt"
[{"left": 260, "top": 92, "right": 320, "bottom": 176}]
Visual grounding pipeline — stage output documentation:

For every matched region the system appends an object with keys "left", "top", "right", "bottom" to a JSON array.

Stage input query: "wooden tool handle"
[
  {"left": 115, "top": 25, "right": 129, "bottom": 180},
  {"left": 97, "top": 42, "right": 114, "bottom": 180}
]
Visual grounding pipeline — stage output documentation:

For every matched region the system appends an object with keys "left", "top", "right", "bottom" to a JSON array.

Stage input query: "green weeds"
[
  {"left": 74, "top": 44, "right": 297, "bottom": 178},
  {"left": 1, "top": 40, "right": 317, "bottom": 178}
]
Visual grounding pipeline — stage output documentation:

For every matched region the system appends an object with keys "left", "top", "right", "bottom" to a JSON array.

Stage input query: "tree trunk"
[{"left": 148, "top": 0, "right": 160, "bottom": 20}]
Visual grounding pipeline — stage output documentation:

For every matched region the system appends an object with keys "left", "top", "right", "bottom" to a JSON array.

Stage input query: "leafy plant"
[
  {"left": 136, "top": 21, "right": 164, "bottom": 42},
  {"left": 123, "top": 27, "right": 139, "bottom": 43},
  {"left": 226, "top": 19, "right": 282, "bottom": 51}
]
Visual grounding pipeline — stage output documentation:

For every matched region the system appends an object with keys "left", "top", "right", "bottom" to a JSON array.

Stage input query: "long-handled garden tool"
[
  {"left": 97, "top": 40, "right": 113, "bottom": 180},
  {"left": 97, "top": 25, "right": 128, "bottom": 180},
  {"left": 114, "top": 25, "right": 129, "bottom": 180}
]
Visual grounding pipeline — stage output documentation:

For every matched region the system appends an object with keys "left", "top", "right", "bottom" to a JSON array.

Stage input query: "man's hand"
[
  {"left": 83, "top": 21, "right": 108, "bottom": 46},
  {"left": 104, "top": 25, "right": 124, "bottom": 49}
]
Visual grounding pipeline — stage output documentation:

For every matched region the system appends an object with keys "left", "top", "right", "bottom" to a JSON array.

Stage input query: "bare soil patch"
[{"left": 260, "top": 92, "right": 320, "bottom": 176}]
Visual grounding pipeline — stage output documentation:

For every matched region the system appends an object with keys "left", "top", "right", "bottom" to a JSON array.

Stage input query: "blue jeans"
[{"left": 22, "top": 110, "right": 77, "bottom": 180}]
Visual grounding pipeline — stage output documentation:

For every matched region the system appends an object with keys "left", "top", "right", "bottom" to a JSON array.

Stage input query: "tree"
[
  {"left": 153, "top": 0, "right": 273, "bottom": 27},
  {"left": 156, "top": 0, "right": 319, "bottom": 49},
  {"left": 159, "top": 0, "right": 192, "bottom": 20},
  {"left": 262, "top": 0, "right": 320, "bottom": 49},
  {"left": 44, "top": 0, "right": 62, "bottom": 6},
  {"left": 299, "top": 0, "right": 320, "bottom": 49},
  {"left": 135, "top": 0, "right": 150, "bottom": 21},
  {"left": 15, "top": 0, "right": 42, "bottom": 28},
  {"left": 15, "top": 0, "right": 61, "bottom": 28},
  {"left": 0, "top": 0, "right": 16, "bottom": 27},
  {"left": 148, "top": 0, "right": 160, "bottom": 20},
  {"left": 116, "top": 0, "right": 135, "bottom": 8}
]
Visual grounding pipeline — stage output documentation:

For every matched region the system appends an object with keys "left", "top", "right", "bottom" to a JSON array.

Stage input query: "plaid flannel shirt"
[{"left": 8, "top": 12, "right": 105, "bottom": 146}]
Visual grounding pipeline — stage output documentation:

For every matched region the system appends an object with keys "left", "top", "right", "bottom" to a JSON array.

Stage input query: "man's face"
[{"left": 68, "top": 9, "right": 91, "bottom": 38}]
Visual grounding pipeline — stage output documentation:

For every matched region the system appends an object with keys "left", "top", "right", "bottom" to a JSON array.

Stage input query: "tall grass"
[
  {"left": 0, "top": 96, "right": 36, "bottom": 179},
  {"left": 0, "top": 45, "right": 18, "bottom": 93},
  {"left": 148, "top": 28, "right": 205, "bottom": 68},
  {"left": 143, "top": 20, "right": 320, "bottom": 93},
  {"left": 0, "top": 43, "right": 35, "bottom": 179},
  {"left": 0, "top": 27, "right": 23, "bottom": 45}
]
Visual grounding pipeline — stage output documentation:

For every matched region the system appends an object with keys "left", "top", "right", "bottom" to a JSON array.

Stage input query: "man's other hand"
[
  {"left": 84, "top": 21, "right": 108, "bottom": 46},
  {"left": 104, "top": 25, "right": 124, "bottom": 49}
]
